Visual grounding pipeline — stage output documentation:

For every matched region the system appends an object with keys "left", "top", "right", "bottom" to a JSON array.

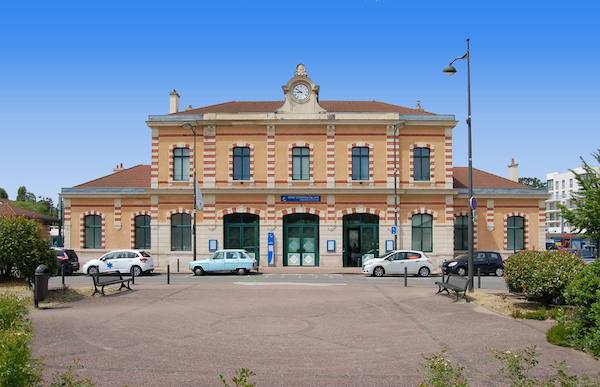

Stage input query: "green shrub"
[
  {"left": 49, "top": 362, "right": 96, "bottom": 387},
  {"left": 419, "top": 350, "right": 468, "bottom": 387},
  {"left": 0, "top": 296, "right": 41, "bottom": 386},
  {"left": 0, "top": 216, "right": 57, "bottom": 281},
  {"left": 219, "top": 368, "right": 255, "bottom": 387},
  {"left": 564, "top": 259, "right": 600, "bottom": 357},
  {"left": 504, "top": 250, "right": 584, "bottom": 304}
]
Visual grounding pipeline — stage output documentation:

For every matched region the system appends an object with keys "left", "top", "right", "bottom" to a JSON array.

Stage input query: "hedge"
[{"left": 504, "top": 250, "right": 584, "bottom": 305}]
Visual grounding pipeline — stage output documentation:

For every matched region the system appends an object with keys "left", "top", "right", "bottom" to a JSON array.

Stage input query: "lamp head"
[
  {"left": 182, "top": 122, "right": 192, "bottom": 129},
  {"left": 443, "top": 65, "right": 457, "bottom": 75}
]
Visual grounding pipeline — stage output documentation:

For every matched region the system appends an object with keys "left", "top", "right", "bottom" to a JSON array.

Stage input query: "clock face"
[{"left": 292, "top": 83, "right": 310, "bottom": 102}]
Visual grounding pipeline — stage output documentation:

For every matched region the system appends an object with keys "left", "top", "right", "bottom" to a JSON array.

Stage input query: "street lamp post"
[
  {"left": 183, "top": 122, "right": 198, "bottom": 262},
  {"left": 393, "top": 124, "right": 399, "bottom": 250},
  {"left": 444, "top": 38, "right": 474, "bottom": 292}
]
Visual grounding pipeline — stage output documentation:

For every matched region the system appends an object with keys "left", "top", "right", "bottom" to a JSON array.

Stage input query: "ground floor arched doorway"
[
  {"left": 343, "top": 213, "right": 379, "bottom": 267},
  {"left": 283, "top": 213, "right": 319, "bottom": 266},
  {"left": 223, "top": 213, "right": 260, "bottom": 264}
]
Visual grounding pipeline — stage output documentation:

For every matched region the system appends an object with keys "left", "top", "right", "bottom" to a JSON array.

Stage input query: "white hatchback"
[
  {"left": 362, "top": 250, "right": 433, "bottom": 277},
  {"left": 83, "top": 250, "right": 154, "bottom": 277}
]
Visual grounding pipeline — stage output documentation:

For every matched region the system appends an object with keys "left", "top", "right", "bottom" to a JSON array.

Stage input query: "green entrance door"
[
  {"left": 283, "top": 213, "right": 319, "bottom": 266},
  {"left": 223, "top": 213, "right": 260, "bottom": 264},
  {"left": 343, "top": 213, "right": 379, "bottom": 267}
]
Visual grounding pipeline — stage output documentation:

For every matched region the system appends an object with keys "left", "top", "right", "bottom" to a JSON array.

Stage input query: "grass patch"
[
  {"left": 547, "top": 323, "right": 571, "bottom": 347},
  {"left": 470, "top": 292, "right": 565, "bottom": 320}
]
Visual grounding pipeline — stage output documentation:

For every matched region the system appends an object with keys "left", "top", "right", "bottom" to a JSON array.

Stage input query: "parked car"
[
  {"left": 189, "top": 249, "right": 258, "bottom": 276},
  {"left": 52, "top": 247, "right": 80, "bottom": 275},
  {"left": 82, "top": 250, "right": 154, "bottom": 276},
  {"left": 442, "top": 251, "right": 504, "bottom": 276},
  {"left": 362, "top": 250, "right": 433, "bottom": 277}
]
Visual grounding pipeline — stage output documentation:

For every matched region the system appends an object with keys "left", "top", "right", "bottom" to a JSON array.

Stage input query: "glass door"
[
  {"left": 283, "top": 214, "right": 319, "bottom": 266},
  {"left": 223, "top": 214, "right": 260, "bottom": 264}
]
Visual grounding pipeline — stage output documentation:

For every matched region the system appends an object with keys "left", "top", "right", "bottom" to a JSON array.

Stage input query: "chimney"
[
  {"left": 416, "top": 100, "right": 424, "bottom": 111},
  {"left": 508, "top": 158, "right": 519, "bottom": 182},
  {"left": 169, "top": 89, "right": 180, "bottom": 114},
  {"left": 114, "top": 163, "right": 124, "bottom": 173},
  {"left": 186, "top": 104, "right": 193, "bottom": 111}
]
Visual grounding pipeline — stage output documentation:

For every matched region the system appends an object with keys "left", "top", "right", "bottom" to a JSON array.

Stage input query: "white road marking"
[{"left": 235, "top": 282, "right": 346, "bottom": 287}]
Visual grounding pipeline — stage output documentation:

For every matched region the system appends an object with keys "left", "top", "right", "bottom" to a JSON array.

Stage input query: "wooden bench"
[
  {"left": 435, "top": 274, "right": 470, "bottom": 301},
  {"left": 91, "top": 271, "right": 133, "bottom": 296}
]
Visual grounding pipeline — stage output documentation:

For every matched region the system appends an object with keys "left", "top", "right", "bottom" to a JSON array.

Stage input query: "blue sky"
[{"left": 1, "top": 1, "right": 599, "bottom": 202}]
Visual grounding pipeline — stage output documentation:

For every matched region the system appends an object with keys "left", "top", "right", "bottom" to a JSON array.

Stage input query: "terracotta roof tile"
[
  {"left": 174, "top": 100, "right": 435, "bottom": 115},
  {"left": 453, "top": 167, "right": 533, "bottom": 189},
  {"left": 74, "top": 164, "right": 151, "bottom": 188}
]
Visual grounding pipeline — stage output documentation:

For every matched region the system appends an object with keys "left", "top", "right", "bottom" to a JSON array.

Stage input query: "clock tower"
[{"left": 277, "top": 64, "right": 326, "bottom": 114}]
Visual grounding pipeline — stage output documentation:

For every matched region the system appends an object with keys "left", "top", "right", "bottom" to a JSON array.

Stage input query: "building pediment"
[{"left": 276, "top": 64, "right": 326, "bottom": 115}]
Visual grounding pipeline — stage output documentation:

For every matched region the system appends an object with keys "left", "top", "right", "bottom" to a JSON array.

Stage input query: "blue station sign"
[{"left": 280, "top": 195, "right": 321, "bottom": 203}]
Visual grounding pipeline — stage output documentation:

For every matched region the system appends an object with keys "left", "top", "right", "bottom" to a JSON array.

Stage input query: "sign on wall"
[
  {"left": 326, "top": 240, "right": 336, "bottom": 252},
  {"left": 267, "top": 232, "right": 275, "bottom": 265},
  {"left": 280, "top": 195, "right": 321, "bottom": 203}
]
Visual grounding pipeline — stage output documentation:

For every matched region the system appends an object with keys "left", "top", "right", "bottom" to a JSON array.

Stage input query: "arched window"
[
  {"left": 171, "top": 213, "right": 192, "bottom": 251},
  {"left": 411, "top": 213, "right": 433, "bottom": 252},
  {"left": 233, "top": 147, "right": 251, "bottom": 180},
  {"left": 413, "top": 147, "right": 430, "bottom": 181},
  {"left": 454, "top": 215, "right": 468, "bottom": 251},
  {"left": 351, "top": 147, "right": 369, "bottom": 180},
  {"left": 507, "top": 216, "right": 525, "bottom": 251},
  {"left": 84, "top": 215, "right": 102, "bottom": 249},
  {"left": 292, "top": 147, "right": 310, "bottom": 180},
  {"left": 134, "top": 215, "right": 151, "bottom": 249},
  {"left": 173, "top": 147, "right": 190, "bottom": 181}
]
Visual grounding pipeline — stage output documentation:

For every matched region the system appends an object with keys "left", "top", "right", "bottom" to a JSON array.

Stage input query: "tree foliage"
[
  {"left": 0, "top": 188, "right": 7, "bottom": 200},
  {"left": 560, "top": 149, "right": 600, "bottom": 257},
  {"left": 518, "top": 176, "right": 547, "bottom": 189},
  {"left": 0, "top": 216, "right": 57, "bottom": 281}
]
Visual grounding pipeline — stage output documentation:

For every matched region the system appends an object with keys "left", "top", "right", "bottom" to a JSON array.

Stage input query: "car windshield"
[
  {"left": 455, "top": 254, "right": 469, "bottom": 261},
  {"left": 55, "top": 250, "right": 65, "bottom": 257},
  {"left": 140, "top": 251, "right": 151, "bottom": 258}
]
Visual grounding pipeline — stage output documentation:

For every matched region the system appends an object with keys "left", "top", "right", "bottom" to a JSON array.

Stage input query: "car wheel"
[
  {"left": 193, "top": 267, "right": 205, "bottom": 276},
  {"left": 418, "top": 266, "right": 431, "bottom": 277},
  {"left": 131, "top": 266, "right": 142, "bottom": 277},
  {"left": 495, "top": 267, "right": 504, "bottom": 277},
  {"left": 457, "top": 267, "right": 467, "bottom": 276},
  {"left": 373, "top": 266, "right": 385, "bottom": 277},
  {"left": 87, "top": 266, "right": 99, "bottom": 276},
  {"left": 237, "top": 268, "right": 247, "bottom": 275}
]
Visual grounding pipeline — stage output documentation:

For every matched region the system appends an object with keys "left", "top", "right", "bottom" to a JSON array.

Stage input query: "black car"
[
  {"left": 53, "top": 248, "right": 80, "bottom": 275},
  {"left": 442, "top": 251, "right": 504, "bottom": 277}
]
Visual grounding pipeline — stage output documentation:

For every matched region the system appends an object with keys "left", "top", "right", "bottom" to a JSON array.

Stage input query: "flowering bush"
[{"left": 504, "top": 250, "right": 584, "bottom": 304}]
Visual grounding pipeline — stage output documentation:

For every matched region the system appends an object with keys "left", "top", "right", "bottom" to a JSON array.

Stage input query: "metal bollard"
[
  {"left": 177, "top": 259, "right": 180, "bottom": 273},
  {"left": 131, "top": 268, "right": 135, "bottom": 285},
  {"left": 61, "top": 264, "right": 65, "bottom": 289},
  {"left": 404, "top": 267, "right": 408, "bottom": 287},
  {"left": 167, "top": 264, "right": 170, "bottom": 285},
  {"left": 477, "top": 268, "right": 481, "bottom": 289}
]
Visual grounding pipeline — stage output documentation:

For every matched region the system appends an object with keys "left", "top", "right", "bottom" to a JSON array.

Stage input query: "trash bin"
[{"left": 34, "top": 264, "right": 50, "bottom": 308}]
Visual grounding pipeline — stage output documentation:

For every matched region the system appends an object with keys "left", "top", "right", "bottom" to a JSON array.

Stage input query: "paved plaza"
[{"left": 33, "top": 275, "right": 600, "bottom": 386}]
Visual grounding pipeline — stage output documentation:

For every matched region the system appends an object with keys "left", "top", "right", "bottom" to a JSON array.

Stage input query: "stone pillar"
[
  {"left": 326, "top": 125, "right": 336, "bottom": 188},
  {"left": 266, "top": 125, "right": 276, "bottom": 188},
  {"left": 203, "top": 125, "right": 216, "bottom": 188}
]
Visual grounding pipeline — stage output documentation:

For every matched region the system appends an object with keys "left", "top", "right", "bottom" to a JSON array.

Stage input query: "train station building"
[{"left": 61, "top": 65, "right": 548, "bottom": 269}]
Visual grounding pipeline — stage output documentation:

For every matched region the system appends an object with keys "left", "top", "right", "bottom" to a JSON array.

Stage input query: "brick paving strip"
[{"left": 32, "top": 281, "right": 600, "bottom": 386}]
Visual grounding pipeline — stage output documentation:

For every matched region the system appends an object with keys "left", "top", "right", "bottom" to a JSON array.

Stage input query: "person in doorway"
[{"left": 351, "top": 243, "right": 360, "bottom": 266}]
